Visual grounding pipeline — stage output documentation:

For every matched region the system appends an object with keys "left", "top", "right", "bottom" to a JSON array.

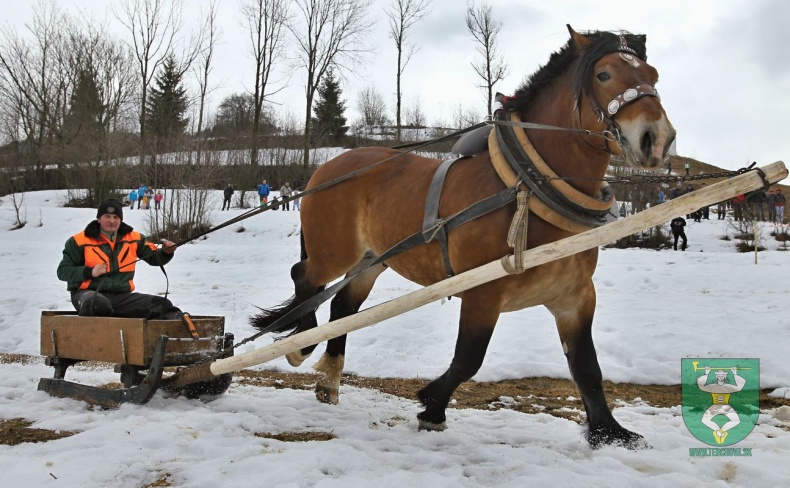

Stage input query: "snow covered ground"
[{"left": 1, "top": 190, "right": 789, "bottom": 487}]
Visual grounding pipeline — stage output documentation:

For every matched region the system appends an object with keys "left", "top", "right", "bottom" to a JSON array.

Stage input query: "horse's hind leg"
[
  {"left": 416, "top": 291, "right": 500, "bottom": 430},
  {"left": 547, "top": 285, "right": 647, "bottom": 449},
  {"left": 313, "top": 260, "right": 386, "bottom": 404}
]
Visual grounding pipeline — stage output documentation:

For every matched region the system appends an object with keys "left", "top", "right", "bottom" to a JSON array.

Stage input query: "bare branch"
[
  {"left": 289, "top": 0, "right": 375, "bottom": 170},
  {"left": 465, "top": 1, "right": 508, "bottom": 116}
]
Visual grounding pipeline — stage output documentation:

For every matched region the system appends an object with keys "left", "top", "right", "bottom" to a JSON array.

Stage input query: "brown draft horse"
[{"left": 252, "top": 26, "right": 675, "bottom": 449}]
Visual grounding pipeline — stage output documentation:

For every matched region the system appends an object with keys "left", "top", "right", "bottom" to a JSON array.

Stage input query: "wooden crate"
[{"left": 40, "top": 311, "right": 226, "bottom": 367}]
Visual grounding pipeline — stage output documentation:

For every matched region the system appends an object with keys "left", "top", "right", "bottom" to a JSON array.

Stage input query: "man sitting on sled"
[{"left": 57, "top": 199, "right": 183, "bottom": 319}]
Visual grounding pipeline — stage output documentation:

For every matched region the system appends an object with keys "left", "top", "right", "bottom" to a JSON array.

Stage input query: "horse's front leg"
[
  {"left": 417, "top": 291, "right": 500, "bottom": 430},
  {"left": 547, "top": 284, "right": 648, "bottom": 450}
]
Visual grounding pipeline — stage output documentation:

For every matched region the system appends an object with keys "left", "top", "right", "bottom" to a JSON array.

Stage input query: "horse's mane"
[{"left": 504, "top": 30, "right": 647, "bottom": 113}]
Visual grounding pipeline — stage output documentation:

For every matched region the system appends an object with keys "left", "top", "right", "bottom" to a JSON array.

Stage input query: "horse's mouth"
[{"left": 621, "top": 125, "right": 675, "bottom": 169}]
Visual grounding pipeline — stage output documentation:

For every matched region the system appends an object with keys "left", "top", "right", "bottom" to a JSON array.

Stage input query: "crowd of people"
[{"left": 127, "top": 183, "right": 163, "bottom": 211}]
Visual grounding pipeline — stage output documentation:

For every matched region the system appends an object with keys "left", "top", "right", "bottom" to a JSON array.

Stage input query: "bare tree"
[
  {"left": 403, "top": 94, "right": 425, "bottom": 129},
  {"left": 356, "top": 85, "right": 388, "bottom": 126},
  {"left": 240, "top": 0, "right": 290, "bottom": 166},
  {"left": 385, "top": 0, "right": 430, "bottom": 141},
  {"left": 465, "top": 1, "right": 507, "bottom": 116},
  {"left": 193, "top": 0, "right": 220, "bottom": 165},
  {"left": 289, "top": 0, "right": 374, "bottom": 172},
  {"left": 0, "top": 1, "right": 71, "bottom": 172},
  {"left": 114, "top": 0, "right": 182, "bottom": 162}
]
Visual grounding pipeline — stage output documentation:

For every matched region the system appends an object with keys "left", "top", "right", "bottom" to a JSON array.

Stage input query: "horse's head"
[{"left": 569, "top": 26, "right": 675, "bottom": 169}]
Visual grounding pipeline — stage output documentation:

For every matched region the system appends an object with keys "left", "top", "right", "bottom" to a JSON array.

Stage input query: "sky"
[
  {"left": 1, "top": 188, "right": 790, "bottom": 486},
  {"left": 2, "top": 0, "right": 789, "bottom": 171}
]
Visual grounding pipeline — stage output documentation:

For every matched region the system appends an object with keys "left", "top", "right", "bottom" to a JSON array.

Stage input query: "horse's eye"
[{"left": 596, "top": 72, "right": 611, "bottom": 82}]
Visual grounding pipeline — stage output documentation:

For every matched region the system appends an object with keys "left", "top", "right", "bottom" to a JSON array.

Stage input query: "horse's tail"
[
  {"left": 249, "top": 230, "right": 320, "bottom": 335},
  {"left": 249, "top": 296, "right": 301, "bottom": 334}
]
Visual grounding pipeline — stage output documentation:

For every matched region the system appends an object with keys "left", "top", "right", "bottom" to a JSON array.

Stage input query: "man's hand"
[
  {"left": 705, "top": 367, "right": 711, "bottom": 375},
  {"left": 161, "top": 240, "right": 177, "bottom": 254},
  {"left": 91, "top": 264, "right": 108, "bottom": 277},
  {"left": 731, "top": 366, "right": 738, "bottom": 375}
]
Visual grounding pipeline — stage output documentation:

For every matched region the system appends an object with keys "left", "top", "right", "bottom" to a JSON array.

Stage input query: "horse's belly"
[{"left": 498, "top": 256, "right": 597, "bottom": 313}]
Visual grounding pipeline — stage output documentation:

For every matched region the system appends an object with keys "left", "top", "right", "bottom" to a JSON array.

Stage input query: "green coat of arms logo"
[{"left": 681, "top": 358, "right": 759, "bottom": 446}]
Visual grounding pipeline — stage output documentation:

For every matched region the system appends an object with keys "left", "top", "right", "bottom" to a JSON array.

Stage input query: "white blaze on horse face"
[{"left": 562, "top": 342, "right": 569, "bottom": 355}]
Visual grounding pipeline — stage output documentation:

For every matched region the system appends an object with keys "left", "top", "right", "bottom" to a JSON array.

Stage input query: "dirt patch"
[
  {"left": 235, "top": 369, "right": 790, "bottom": 424},
  {"left": 0, "top": 418, "right": 76, "bottom": 446},
  {"left": 255, "top": 431, "right": 336, "bottom": 442}
]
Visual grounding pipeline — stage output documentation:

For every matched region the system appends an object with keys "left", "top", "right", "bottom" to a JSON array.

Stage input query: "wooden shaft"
[{"left": 192, "top": 161, "right": 786, "bottom": 379}]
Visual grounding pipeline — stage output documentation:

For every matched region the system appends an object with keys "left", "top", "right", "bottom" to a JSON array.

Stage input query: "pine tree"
[
  {"left": 312, "top": 69, "right": 347, "bottom": 145},
  {"left": 63, "top": 67, "right": 105, "bottom": 144},
  {"left": 145, "top": 54, "right": 189, "bottom": 147}
]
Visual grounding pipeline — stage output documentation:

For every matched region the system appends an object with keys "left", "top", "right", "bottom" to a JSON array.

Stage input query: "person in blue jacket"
[
  {"left": 257, "top": 179, "right": 270, "bottom": 205},
  {"left": 128, "top": 188, "right": 138, "bottom": 209},
  {"left": 137, "top": 183, "right": 147, "bottom": 209}
]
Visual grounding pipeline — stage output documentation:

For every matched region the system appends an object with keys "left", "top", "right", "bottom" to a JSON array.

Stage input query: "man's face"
[{"left": 98, "top": 213, "right": 121, "bottom": 234}]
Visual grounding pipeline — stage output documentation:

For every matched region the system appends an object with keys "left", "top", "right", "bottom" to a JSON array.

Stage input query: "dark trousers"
[
  {"left": 222, "top": 197, "right": 231, "bottom": 210},
  {"left": 71, "top": 290, "right": 182, "bottom": 319},
  {"left": 673, "top": 232, "right": 687, "bottom": 251}
]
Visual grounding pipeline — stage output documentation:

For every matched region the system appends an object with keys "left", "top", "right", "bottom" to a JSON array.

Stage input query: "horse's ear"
[{"left": 567, "top": 24, "right": 592, "bottom": 51}]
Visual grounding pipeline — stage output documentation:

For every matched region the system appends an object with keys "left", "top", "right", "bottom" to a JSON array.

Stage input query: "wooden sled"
[{"left": 37, "top": 311, "right": 234, "bottom": 408}]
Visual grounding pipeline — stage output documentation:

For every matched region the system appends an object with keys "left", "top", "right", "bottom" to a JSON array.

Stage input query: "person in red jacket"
[{"left": 57, "top": 199, "right": 182, "bottom": 319}]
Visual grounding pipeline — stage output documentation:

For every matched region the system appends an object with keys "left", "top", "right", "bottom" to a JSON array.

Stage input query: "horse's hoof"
[
  {"left": 315, "top": 385, "right": 339, "bottom": 404},
  {"left": 417, "top": 418, "right": 448, "bottom": 432},
  {"left": 587, "top": 425, "right": 650, "bottom": 450},
  {"left": 286, "top": 351, "right": 308, "bottom": 367}
]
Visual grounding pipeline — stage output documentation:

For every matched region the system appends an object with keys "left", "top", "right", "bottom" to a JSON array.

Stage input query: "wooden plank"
[
  {"left": 41, "top": 314, "right": 147, "bottom": 365},
  {"left": 203, "top": 161, "right": 787, "bottom": 377}
]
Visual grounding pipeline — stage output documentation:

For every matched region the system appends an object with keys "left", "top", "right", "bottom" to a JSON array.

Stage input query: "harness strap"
[
  {"left": 423, "top": 157, "right": 465, "bottom": 278},
  {"left": 237, "top": 185, "right": 520, "bottom": 346},
  {"left": 503, "top": 189, "right": 531, "bottom": 274},
  {"left": 181, "top": 312, "right": 200, "bottom": 339}
]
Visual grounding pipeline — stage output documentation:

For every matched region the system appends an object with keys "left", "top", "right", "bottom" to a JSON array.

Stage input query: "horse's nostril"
[{"left": 641, "top": 131, "right": 654, "bottom": 157}]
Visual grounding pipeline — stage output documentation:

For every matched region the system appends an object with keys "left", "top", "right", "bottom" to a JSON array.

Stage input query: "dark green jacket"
[{"left": 57, "top": 221, "right": 173, "bottom": 292}]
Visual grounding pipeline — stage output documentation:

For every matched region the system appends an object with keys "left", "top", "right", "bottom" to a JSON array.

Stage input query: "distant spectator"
[
  {"left": 279, "top": 182, "right": 292, "bottom": 211},
  {"left": 222, "top": 183, "right": 234, "bottom": 211},
  {"left": 717, "top": 200, "right": 727, "bottom": 220},
  {"left": 670, "top": 217, "right": 687, "bottom": 251},
  {"left": 154, "top": 190, "right": 163, "bottom": 210},
  {"left": 747, "top": 190, "right": 766, "bottom": 221},
  {"left": 684, "top": 161, "right": 690, "bottom": 175},
  {"left": 657, "top": 189, "right": 666, "bottom": 205},
  {"left": 128, "top": 188, "right": 138, "bottom": 209},
  {"left": 732, "top": 194, "right": 746, "bottom": 221},
  {"left": 767, "top": 189, "right": 777, "bottom": 223},
  {"left": 137, "top": 184, "right": 147, "bottom": 209},
  {"left": 775, "top": 189, "right": 786, "bottom": 224},
  {"left": 257, "top": 179, "right": 270, "bottom": 206}
]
